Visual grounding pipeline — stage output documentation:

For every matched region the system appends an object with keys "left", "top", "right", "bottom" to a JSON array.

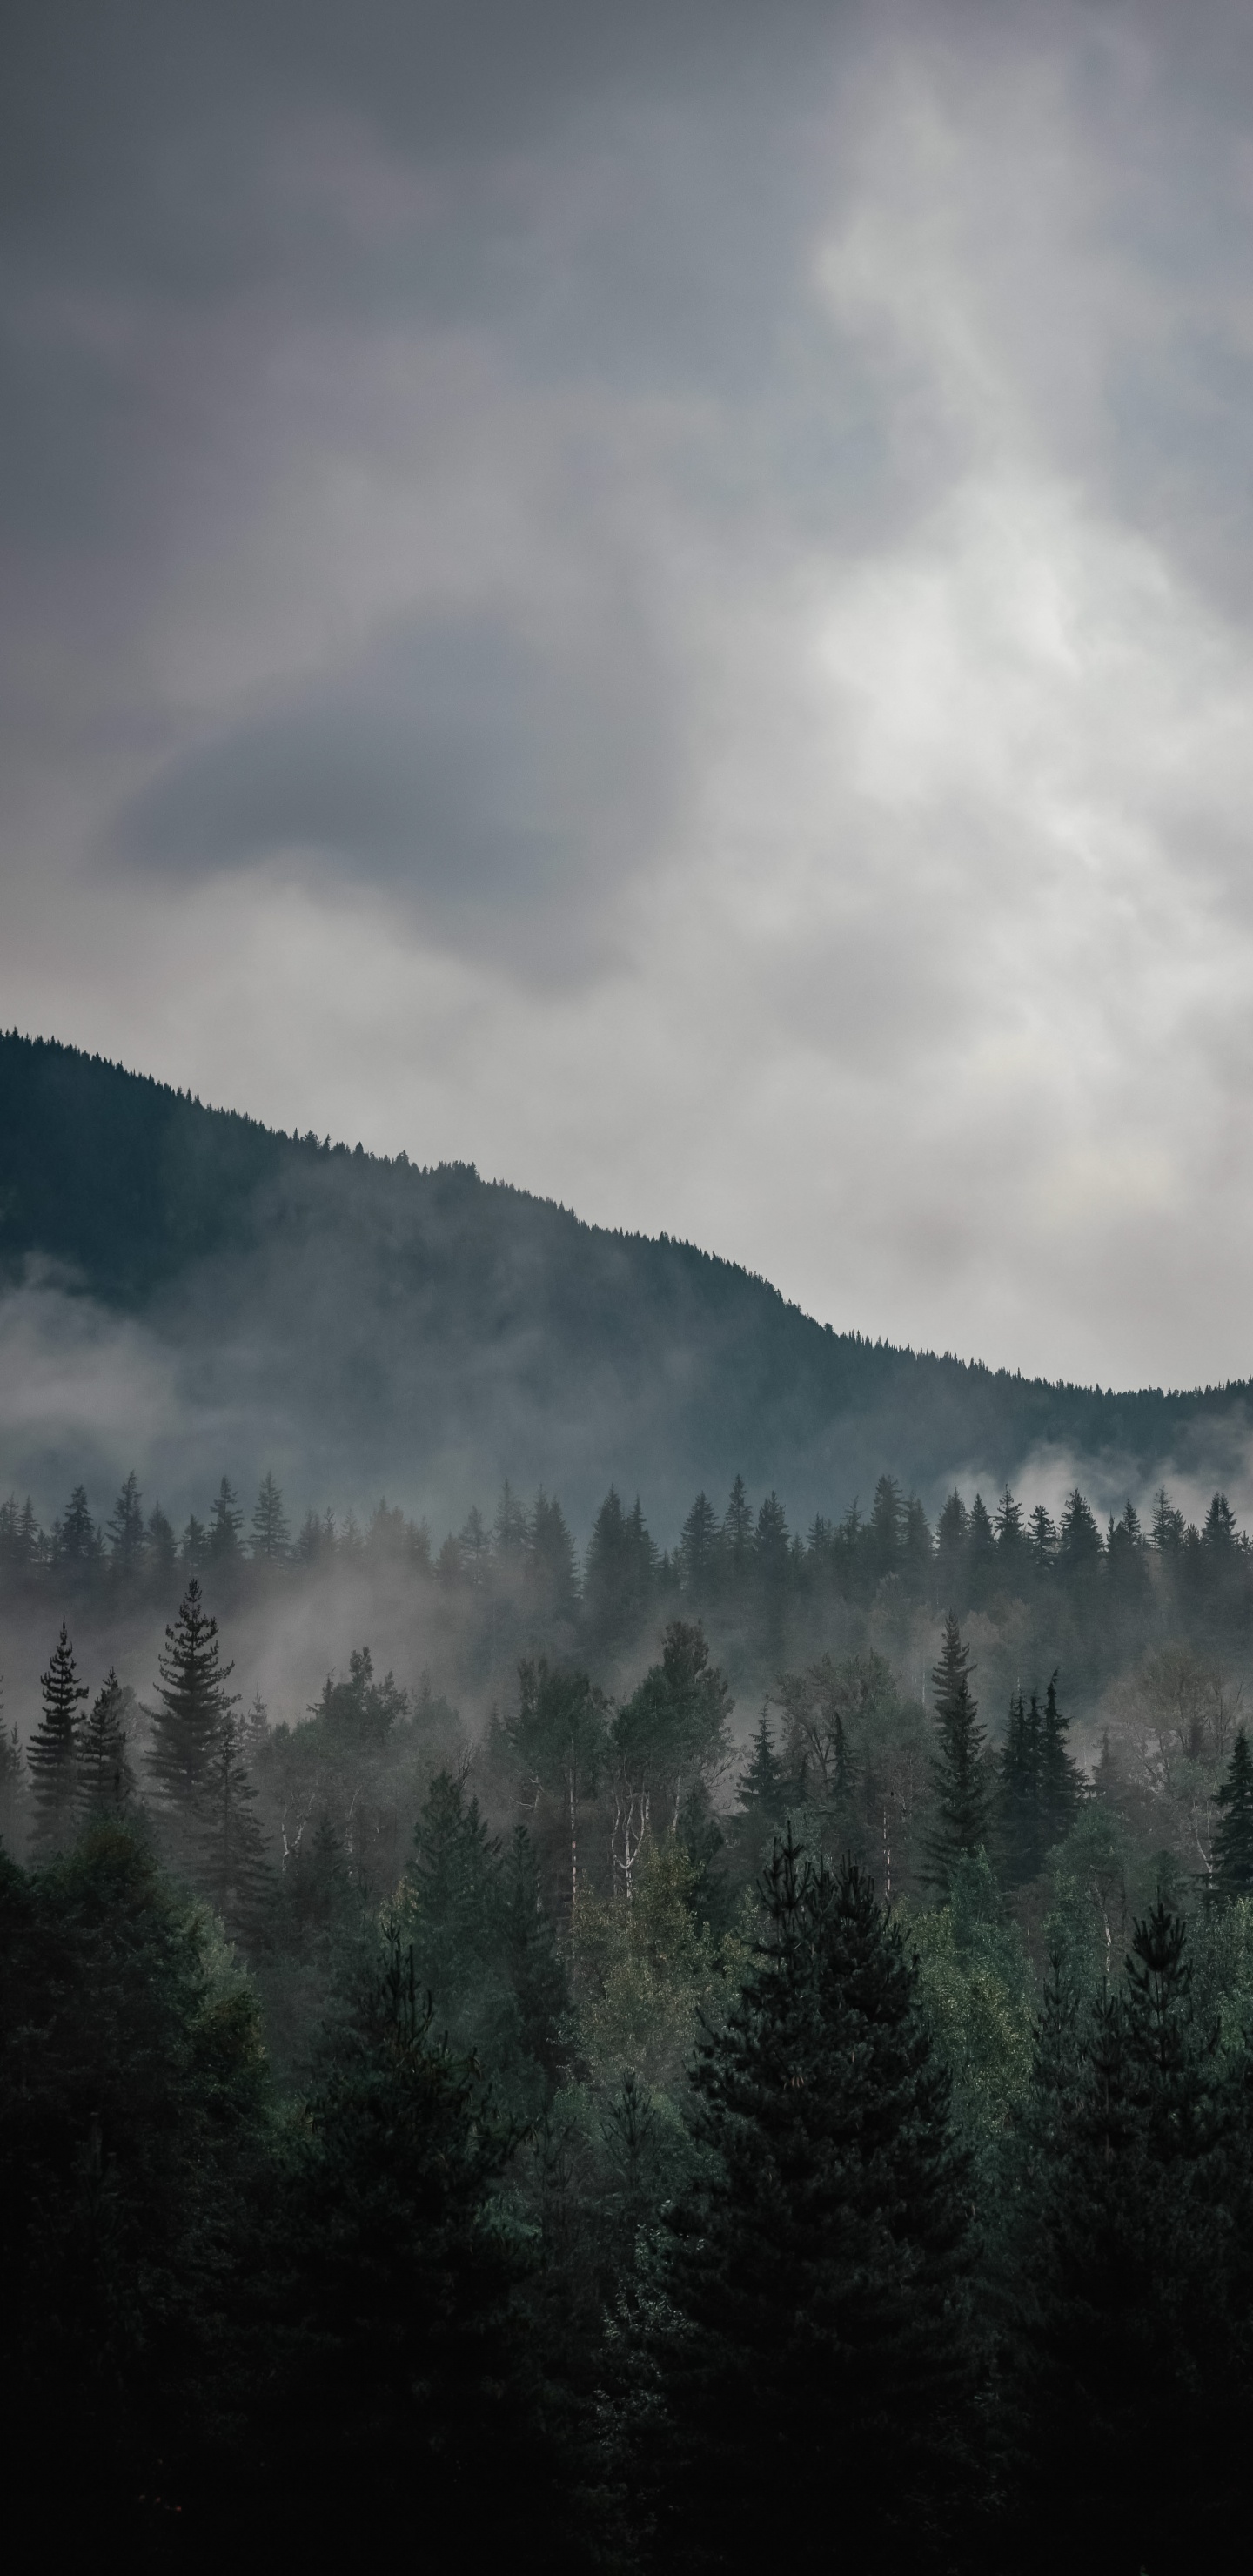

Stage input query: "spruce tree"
[
  {"left": 106, "top": 1470, "right": 146, "bottom": 1576},
  {"left": 28, "top": 1625, "right": 89, "bottom": 1850},
  {"left": 926, "top": 1613, "right": 990, "bottom": 1886},
  {"left": 637, "top": 1831, "right": 977, "bottom": 2569},
  {"left": 998, "top": 1689, "right": 1043, "bottom": 1885},
  {"left": 1039, "top": 1671, "right": 1083, "bottom": 1848},
  {"left": 77, "top": 1668, "right": 136, "bottom": 1820},
  {"left": 250, "top": 1471, "right": 290, "bottom": 1562},
  {"left": 1016, "top": 1905, "right": 1241, "bottom": 2565},
  {"left": 146, "top": 1582, "right": 238, "bottom": 1841},
  {"left": 737, "top": 1709, "right": 787, "bottom": 1824},
  {"left": 197, "top": 1717, "right": 270, "bottom": 1937},
  {"left": 1214, "top": 1727, "right": 1253, "bottom": 1898},
  {"left": 207, "top": 1479, "right": 244, "bottom": 1565}
]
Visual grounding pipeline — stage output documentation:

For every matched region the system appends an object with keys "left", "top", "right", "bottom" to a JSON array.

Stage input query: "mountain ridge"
[{"left": 0, "top": 1029, "right": 1248, "bottom": 1531}]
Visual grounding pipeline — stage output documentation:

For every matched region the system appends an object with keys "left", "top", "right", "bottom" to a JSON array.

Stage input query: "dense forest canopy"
[
  {"left": 4, "top": 1030, "right": 1253, "bottom": 1532},
  {"left": 8, "top": 1040, "right": 1253, "bottom": 2561}
]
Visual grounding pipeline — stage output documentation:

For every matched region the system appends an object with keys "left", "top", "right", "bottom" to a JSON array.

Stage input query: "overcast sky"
[{"left": 6, "top": 0, "right": 1253, "bottom": 1392}]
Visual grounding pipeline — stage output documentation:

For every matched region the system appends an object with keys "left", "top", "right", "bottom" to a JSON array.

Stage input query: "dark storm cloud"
[{"left": 115, "top": 600, "right": 679, "bottom": 967}]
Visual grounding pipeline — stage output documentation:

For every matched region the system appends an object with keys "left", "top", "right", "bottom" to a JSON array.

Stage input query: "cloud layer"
[{"left": 5, "top": 1, "right": 1253, "bottom": 1392}]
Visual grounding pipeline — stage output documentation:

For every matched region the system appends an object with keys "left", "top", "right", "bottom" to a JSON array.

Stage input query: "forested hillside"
[{"left": 3, "top": 1030, "right": 1252, "bottom": 1530}]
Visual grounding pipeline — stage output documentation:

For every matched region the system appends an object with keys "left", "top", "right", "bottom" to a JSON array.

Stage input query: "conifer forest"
[{"left": 6, "top": 1456, "right": 1253, "bottom": 2567}]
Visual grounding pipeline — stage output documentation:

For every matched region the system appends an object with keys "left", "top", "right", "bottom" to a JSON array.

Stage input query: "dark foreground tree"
[
  {"left": 224, "top": 1921, "right": 579, "bottom": 2566},
  {"left": 27, "top": 1624, "right": 89, "bottom": 1851},
  {"left": 628, "top": 1832, "right": 978, "bottom": 2570},
  {"left": 1214, "top": 1727, "right": 1253, "bottom": 1898},
  {"left": 0, "top": 1824, "right": 267, "bottom": 2539},
  {"left": 1013, "top": 1906, "right": 1244, "bottom": 2567}
]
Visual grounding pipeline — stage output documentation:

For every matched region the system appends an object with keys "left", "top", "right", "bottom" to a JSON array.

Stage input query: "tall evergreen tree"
[
  {"left": 634, "top": 1832, "right": 977, "bottom": 2570},
  {"left": 679, "top": 1490, "right": 721, "bottom": 1604},
  {"left": 966, "top": 1491, "right": 996, "bottom": 1603},
  {"left": 902, "top": 1493, "right": 934, "bottom": 1597},
  {"left": 1213, "top": 1727, "right": 1253, "bottom": 1898},
  {"left": 1028, "top": 1501, "right": 1057, "bottom": 1571},
  {"left": 207, "top": 1479, "right": 244, "bottom": 1566},
  {"left": 250, "top": 1471, "right": 290, "bottom": 1562},
  {"left": 528, "top": 1488, "right": 577, "bottom": 1614},
  {"left": 721, "top": 1474, "right": 753, "bottom": 1572},
  {"left": 197, "top": 1718, "right": 270, "bottom": 1937},
  {"left": 867, "top": 1473, "right": 903, "bottom": 1580},
  {"left": 926, "top": 1614, "right": 990, "bottom": 1886},
  {"left": 27, "top": 1625, "right": 89, "bottom": 1850},
  {"left": 145, "top": 1582, "right": 239, "bottom": 1838},
  {"left": 146, "top": 1505, "right": 178, "bottom": 1584},
  {"left": 106, "top": 1470, "right": 146, "bottom": 1577},
  {"left": 1015, "top": 1906, "right": 1242, "bottom": 2565},
  {"left": 0, "top": 1700, "right": 27, "bottom": 1852},
  {"left": 935, "top": 1491, "right": 969, "bottom": 1603},
  {"left": 998, "top": 1690, "right": 1044, "bottom": 1886},
  {"left": 77, "top": 1669, "right": 136, "bottom": 1821},
  {"left": 54, "top": 1486, "right": 98, "bottom": 1572},
  {"left": 1039, "top": 1671, "right": 1083, "bottom": 1848}
]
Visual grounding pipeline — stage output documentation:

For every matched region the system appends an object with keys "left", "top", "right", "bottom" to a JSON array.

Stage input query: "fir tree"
[
  {"left": 1039, "top": 1671, "right": 1083, "bottom": 1848},
  {"left": 966, "top": 1491, "right": 996, "bottom": 1602},
  {"left": 207, "top": 1479, "right": 244, "bottom": 1565},
  {"left": 902, "top": 1493, "right": 934, "bottom": 1596},
  {"left": 867, "top": 1472, "right": 903, "bottom": 1580},
  {"left": 250, "top": 1471, "right": 290, "bottom": 1562},
  {"left": 1213, "top": 1727, "right": 1253, "bottom": 1898},
  {"left": 926, "top": 1614, "right": 990, "bottom": 1886},
  {"left": 678, "top": 1490, "right": 721, "bottom": 1603},
  {"left": 737, "top": 1709, "right": 787, "bottom": 1824},
  {"left": 528, "top": 1488, "right": 577, "bottom": 1614},
  {"left": 197, "top": 1718, "right": 271, "bottom": 1937},
  {"left": 146, "top": 1582, "right": 239, "bottom": 1838},
  {"left": 77, "top": 1668, "right": 136, "bottom": 1820},
  {"left": 54, "top": 1485, "right": 98, "bottom": 1571},
  {"left": 935, "top": 1491, "right": 969, "bottom": 1602},
  {"left": 636, "top": 1831, "right": 977, "bottom": 2569},
  {"left": 1029, "top": 1501, "right": 1057, "bottom": 1570},
  {"left": 106, "top": 1469, "right": 146, "bottom": 1576},
  {"left": 998, "top": 1690, "right": 1044, "bottom": 1886},
  {"left": 1016, "top": 1906, "right": 1241, "bottom": 2565},
  {"left": 27, "top": 1625, "right": 89, "bottom": 1849}
]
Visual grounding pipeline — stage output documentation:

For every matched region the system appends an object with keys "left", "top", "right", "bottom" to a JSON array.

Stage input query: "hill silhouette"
[{"left": 0, "top": 1030, "right": 1248, "bottom": 1532}]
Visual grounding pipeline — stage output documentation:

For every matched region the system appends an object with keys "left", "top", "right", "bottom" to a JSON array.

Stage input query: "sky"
[{"left": 5, "top": 0, "right": 1253, "bottom": 1395}]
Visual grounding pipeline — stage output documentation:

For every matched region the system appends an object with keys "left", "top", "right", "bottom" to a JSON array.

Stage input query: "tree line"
[{"left": 6, "top": 1553, "right": 1253, "bottom": 2560}]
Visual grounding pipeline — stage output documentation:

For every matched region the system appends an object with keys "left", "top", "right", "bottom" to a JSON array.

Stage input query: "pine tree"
[
  {"left": 679, "top": 1491, "right": 721, "bottom": 1603},
  {"left": 54, "top": 1486, "right": 98, "bottom": 1573},
  {"left": 28, "top": 1625, "right": 89, "bottom": 1849},
  {"left": 1016, "top": 1906, "right": 1241, "bottom": 2564},
  {"left": 77, "top": 1668, "right": 136, "bottom": 1820},
  {"left": 998, "top": 1690, "right": 1044, "bottom": 1885},
  {"left": 935, "top": 1491, "right": 969, "bottom": 1603},
  {"left": 528, "top": 1488, "right": 577, "bottom": 1614},
  {"left": 867, "top": 1473, "right": 903, "bottom": 1580},
  {"left": 1214, "top": 1728, "right": 1253, "bottom": 1898},
  {"left": 1056, "top": 1487, "right": 1102, "bottom": 1580},
  {"left": 250, "top": 1471, "right": 290, "bottom": 1562},
  {"left": 926, "top": 1614, "right": 990, "bottom": 1886},
  {"left": 106, "top": 1470, "right": 146, "bottom": 1576},
  {"left": 1039, "top": 1671, "right": 1083, "bottom": 1848},
  {"left": 636, "top": 1831, "right": 977, "bottom": 2569},
  {"left": 737, "top": 1709, "right": 787, "bottom": 1824},
  {"left": 207, "top": 1479, "right": 244, "bottom": 1565},
  {"left": 197, "top": 1718, "right": 271, "bottom": 1937},
  {"left": 1029, "top": 1501, "right": 1057, "bottom": 1571},
  {"left": 722, "top": 1473, "right": 753, "bottom": 1571},
  {"left": 967, "top": 1491, "right": 996, "bottom": 1602},
  {"left": 145, "top": 1582, "right": 239, "bottom": 1840}
]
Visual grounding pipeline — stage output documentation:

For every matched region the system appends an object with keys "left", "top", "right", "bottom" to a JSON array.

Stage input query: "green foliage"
[
  {"left": 27, "top": 1622, "right": 89, "bottom": 1851},
  {"left": 628, "top": 1831, "right": 978, "bottom": 2570},
  {"left": 1214, "top": 1726, "right": 1253, "bottom": 1898},
  {"left": 926, "top": 1613, "right": 991, "bottom": 1885},
  {"left": 0, "top": 1825, "right": 267, "bottom": 2530},
  {"left": 907, "top": 1850, "right": 1033, "bottom": 2139},
  {"left": 1013, "top": 1905, "right": 1246, "bottom": 2566}
]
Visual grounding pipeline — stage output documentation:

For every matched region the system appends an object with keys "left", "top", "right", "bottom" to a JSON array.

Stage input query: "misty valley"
[{"left": 4, "top": 1455, "right": 1253, "bottom": 2568}]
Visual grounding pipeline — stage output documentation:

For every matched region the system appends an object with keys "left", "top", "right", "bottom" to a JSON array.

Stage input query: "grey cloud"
[{"left": 112, "top": 600, "right": 680, "bottom": 974}]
